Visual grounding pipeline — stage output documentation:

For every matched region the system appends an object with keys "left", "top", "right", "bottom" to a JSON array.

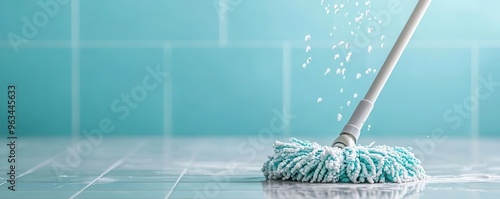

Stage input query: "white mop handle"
[{"left": 341, "top": 0, "right": 432, "bottom": 141}]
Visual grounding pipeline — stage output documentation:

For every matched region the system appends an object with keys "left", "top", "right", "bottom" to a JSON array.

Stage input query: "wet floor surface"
[{"left": 0, "top": 136, "right": 499, "bottom": 198}]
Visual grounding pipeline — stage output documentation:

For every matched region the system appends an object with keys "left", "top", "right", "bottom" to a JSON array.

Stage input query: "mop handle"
[{"left": 337, "top": 0, "right": 432, "bottom": 144}]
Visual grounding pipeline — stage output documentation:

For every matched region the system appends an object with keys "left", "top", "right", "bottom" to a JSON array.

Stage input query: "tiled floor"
[{"left": 0, "top": 136, "right": 499, "bottom": 198}]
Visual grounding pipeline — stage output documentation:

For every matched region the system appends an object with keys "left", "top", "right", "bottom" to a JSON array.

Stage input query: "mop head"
[{"left": 262, "top": 138, "right": 426, "bottom": 183}]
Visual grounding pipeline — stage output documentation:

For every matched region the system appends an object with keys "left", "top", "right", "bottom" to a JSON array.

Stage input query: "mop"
[{"left": 262, "top": 0, "right": 431, "bottom": 183}]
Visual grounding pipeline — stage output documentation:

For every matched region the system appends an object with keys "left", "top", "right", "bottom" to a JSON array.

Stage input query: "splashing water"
[
  {"left": 365, "top": 68, "right": 372, "bottom": 74},
  {"left": 337, "top": 113, "right": 343, "bottom": 121},
  {"left": 345, "top": 52, "right": 352, "bottom": 62},
  {"left": 317, "top": 98, "right": 323, "bottom": 103},
  {"left": 305, "top": 34, "right": 311, "bottom": 41},
  {"left": 324, "top": 68, "right": 331, "bottom": 76}
]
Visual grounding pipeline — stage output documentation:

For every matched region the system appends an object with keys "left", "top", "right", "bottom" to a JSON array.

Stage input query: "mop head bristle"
[{"left": 262, "top": 138, "right": 426, "bottom": 183}]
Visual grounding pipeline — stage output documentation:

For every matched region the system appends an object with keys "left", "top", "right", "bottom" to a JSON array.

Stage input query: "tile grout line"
[
  {"left": 2, "top": 40, "right": 500, "bottom": 49},
  {"left": 165, "top": 150, "right": 199, "bottom": 199},
  {"left": 282, "top": 41, "right": 291, "bottom": 137},
  {"left": 71, "top": 0, "right": 81, "bottom": 143},
  {"left": 218, "top": 0, "right": 228, "bottom": 47},
  {"left": 163, "top": 43, "right": 173, "bottom": 137},
  {"left": 68, "top": 141, "right": 147, "bottom": 199},
  {"left": 0, "top": 151, "right": 66, "bottom": 187},
  {"left": 471, "top": 42, "right": 479, "bottom": 163}
]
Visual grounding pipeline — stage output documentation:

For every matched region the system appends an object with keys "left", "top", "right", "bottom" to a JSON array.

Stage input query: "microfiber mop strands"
[{"left": 262, "top": 138, "right": 426, "bottom": 183}]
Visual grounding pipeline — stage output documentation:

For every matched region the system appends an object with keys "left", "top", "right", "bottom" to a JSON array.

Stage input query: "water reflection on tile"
[{"left": 0, "top": 136, "right": 499, "bottom": 198}]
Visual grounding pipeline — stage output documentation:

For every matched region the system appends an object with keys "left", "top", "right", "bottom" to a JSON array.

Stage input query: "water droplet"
[
  {"left": 378, "top": 20, "right": 383, "bottom": 24},
  {"left": 350, "top": 31, "right": 355, "bottom": 36},
  {"left": 334, "top": 54, "right": 340, "bottom": 60},
  {"left": 367, "top": 124, "right": 371, "bottom": 131},
  {"left": 305, "top": 34, "right": 311, "bottom": 41},
  {"left": 346, "top": 52, "right": 352, "bottom": 62},
  {"left": 343, "top": 76, "right": 346, "bottom": 79},
  {"left": 381, "top": 43, "right": 385, "bottom": 48},
  {"left": 306, "top": 46, "right": 312, "bottom": 52},
  {"left": 365, "top": 1, "right": 370, "bottom": 6},
  {"left": 353, "top": 93, "right": 358, "bottom": 98},
  {"left": 373, "top": 69, "right": 377, "bottom": 73},
  {"left": 340, "top": 88, "right": 344, "bottom": 93},
  {"left": 333, "top": 26, "right": 337, "bottom": 30},
  {"left": 356, "top": 73, "right": 361, "bottom": 79},
  {"left": 340, "top": 4, "right": 344, "bottom": 8},
  {"left": 324, "top": 68, "right": 331, "bottom": 75},
  {"left": 334, "top": 4, "right": 338, "bottom": 9},
  {"left": 337, "top": 113, "right": 343, "bottom": 121},
  {"left": 336, "top": 68, "right": 341, "bottom": 74},
  {"left": 347, "top": 100, "right": 351, "bottom": 106},
  {"left": 344, "top": 12, "right": 349, "bottom": 17},
  {"left": 341, "top": 68, "right": 346, "bottom": 75},
  {"left": 302, "top": 63, "right": 307, "bottom": 68},
  {"left": 317, "top": 98, "right": 323, "bottom": 103},
  {"left": 367, "top": 45, "right": 373, "bottom": 53},
  {"left": 326, "top": 9, "right": 330, "bottom": 14},
  {"left": 368, "top": 27, "right": 373, "bottom": 33},
  {"left": 332, "top": 45, "right": 337, "bottom": 50},
  {"left": 345, "top": 43, "right": 350, "bottom": 49},
  {"left": 334, "top": 8, "right": 340, "bottom": 14},
  {"left": 338, "top": 41, "right": 345, "bottom": 46},
  {"left": 340, "top": 62, "right": 344, "bottom": 67},
  {"left": 330, "top": 32, "right": 333, "bottom": 37},
  {"left": 340, "top": 106, "right": 343, "bottom": 110},
  {"left": 306, "top": 57, "right": 312, "bottom": 64},
  {"left": 381, "top": 35, "right": 386, "bottom": 40},
  {"left": 321, "top": 0, "right": 325, "bottom": 5}
]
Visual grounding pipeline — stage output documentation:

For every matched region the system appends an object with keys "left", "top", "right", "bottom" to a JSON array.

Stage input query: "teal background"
[{"left": 0, "top": 0, "right": 499, "bottom": 138}]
